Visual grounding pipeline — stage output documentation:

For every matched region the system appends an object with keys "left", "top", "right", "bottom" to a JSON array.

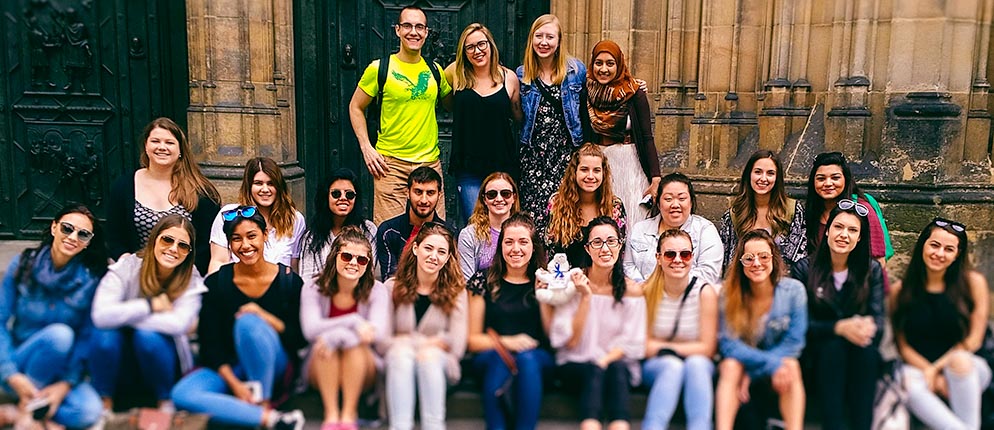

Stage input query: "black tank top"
[
  {"left": 450, "top": 80, "right": 517, "bottom": 178},
  {"left": 903, "top": 291, "right": 966, "bottom": 361}
]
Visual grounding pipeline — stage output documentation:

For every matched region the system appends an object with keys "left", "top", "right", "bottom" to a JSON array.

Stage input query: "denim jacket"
[
  {"left": 516, "top": 57, "right": 587, "bottom": 148},
  {"left": 0, "top": 247, "right": 99, "bottom": 385},
  {"left": 719, "top": 277, "right": 807, "bottom": 379}
]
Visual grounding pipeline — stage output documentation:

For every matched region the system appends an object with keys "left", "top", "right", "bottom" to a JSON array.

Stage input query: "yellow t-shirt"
[{"left": 358, "top": 54, "right": 452, "bottom": 163}]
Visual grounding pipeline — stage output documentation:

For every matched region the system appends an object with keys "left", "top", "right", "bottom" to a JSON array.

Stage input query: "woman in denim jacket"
[
  {"left": 0, "top": 204, "right": 108, "bottom": 429},
  {"left": 516, "top": 14, "right": 587, "bottom": 236},
  {"left": 716, "top": 230, "right": 807, "bottom": 430}
]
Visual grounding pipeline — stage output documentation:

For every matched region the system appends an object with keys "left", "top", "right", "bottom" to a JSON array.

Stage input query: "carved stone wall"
[
  {"left": 186, "top": 0, "right": 303, "bottom": 206},
  {"left": 554, "top": 0, "right": 994, "bottom": 281}
]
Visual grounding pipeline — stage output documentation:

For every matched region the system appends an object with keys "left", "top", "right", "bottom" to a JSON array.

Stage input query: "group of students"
[{"left": 0, "top": 7, "right": 990, "bottom": 430}]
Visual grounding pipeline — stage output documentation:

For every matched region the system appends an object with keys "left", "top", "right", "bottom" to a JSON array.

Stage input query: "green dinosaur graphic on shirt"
[{"left": 391, "top": 70, "right": 432, "bottom": 100}]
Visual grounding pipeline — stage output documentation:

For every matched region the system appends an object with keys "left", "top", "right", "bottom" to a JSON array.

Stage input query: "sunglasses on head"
[
  {"left": 339, "top": 252, "right": 370, "bottom": 266},
  {"left": 934, "top": 218, "right": 966, "bottom": 233},
  {"left": 484, "top": 189, "right": 514, "bottom": 200},
  {"left": 838, "top": 198, "right": 869, "bottom": 217},
  {"left": 330, "top": 189, "right": 356, "bottom": 200},
  {"left": 660, "top": 250, "right": 693, "bottom": 262},
  {"left": 158, "top": 234, "right": 193, "bottom": 254},
  {"left": 222, "top": 206, "right": 257, "bottom": 222},
  {"left": 59, "top": 222, "right": 94, "bottom": 243}
]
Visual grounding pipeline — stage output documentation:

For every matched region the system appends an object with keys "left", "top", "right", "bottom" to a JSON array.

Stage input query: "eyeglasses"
[
  {"left": 396, "top": 22, "right": 429, "bottom": 33},
  {"left": 740, "top": 252, "right": 773, "bottom": 266},
  {"left": 586, "top": 237, "right": 622, "bottom": 249},
  {"left": 222, "top": 206, "right": 257, "bottom": 222},
  {"left": 934, "top": 218, "right": 966, "bottom": 233},
  {"left": 838, "top": 198, "right": 869, "bottom": 217},
  {"left": 484, "top": 189, "right": 514, "bottom": 200},
  {"left": 339, "top": 252, "right": 370, "bottom": 266},
  {"left": 158, "top": 235, "right": 193, "bottom": 254},
  {"left": 59, "top": 222, "right": 94, "bottom": 243},
  {"left": 464, "top": 40, "right": 490, "bottom": 53},
  {"left": 660, "top": 250, "right": 693, "bottom": 262},
  {"left": 330, "top": 189, "right": 356, "bottom": 200}
]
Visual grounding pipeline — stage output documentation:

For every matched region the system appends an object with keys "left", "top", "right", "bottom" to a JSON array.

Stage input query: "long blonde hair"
[
  {"left": 238, "top": 157, "right": 298, "bottom": 239},
  {"left": 547, "top": 143, "right": 616, "bottom": 246},
  {"left": 642, "top": 229, "right": 693, "bottom": 331},
  {"left": 452, "top": 23, "right": 504, "bottom": 91},
  {"left": 521, "top": 14, "right": 570, "bottom": 85},
  {"left": 467, "top": 172, "right": 521, "bottom": 242},
  {"left": 722, "top": 230, "right": 785, "bottom": 344},
  {"left": 139, "top": 117, "right": 220, "bottom": 211},
  {"left": 137, "top": 214, "right": 196, "bottom": 301}
]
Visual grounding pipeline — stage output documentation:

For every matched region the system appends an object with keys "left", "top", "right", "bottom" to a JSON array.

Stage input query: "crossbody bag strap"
[
  {"left": 487, "top": 328, "right": 518, "bottom": 375},
  {"left": 534, "top": 79, "right": 566, "bottom": 121},
  {"left": 667, "top": 277, "right": 698, "bottom": 341}
]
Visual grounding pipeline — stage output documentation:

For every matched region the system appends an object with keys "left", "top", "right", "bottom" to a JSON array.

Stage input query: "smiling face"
[
  {"left": 741, "top": 239, "right": 774, "bottom": 286},
  {"left": 575, "top": 155, "right": 604, "bottom": 194},
  {"left": 922, "top": 227, "right": 961, "bottom": 274},
  {"left": 228, "top": 219, "right": 266, "bottom": 265},
  {"left": 464, "top": 30, "right": 491, "bottom": 69},
  {"left": 413, "top": 233, "right": 451, "bottom": 276},
  {"left": 657, "top": 235, "right": 693, "bottom": 279},
  {"left": 585, "top": 224, "right": 622, "bottom": 269},
  {"left": 827, "top": 212, "right": 861, "bottom": 257},
  {"left": 750, "top": 157, "right": 777, "bottom": 196},
  {"left": 659, "top": 181, "right": 692, "bottom": 228},
  {"left": 814, "top": 164, "right": 845, "bottom": 201},
  {"left": 328, "top": 179, "right": 356, "bottom": 218},
  {"left": 335, "top": 241, "right": 370, "bottom": 282},
  {"left": 144, "top": 127, "right": 180, "bottom": 169},
  {"left": 501, "top": 225, "right": 533, "bottom": 271},
  {"left": 483, "top": 178, "right": 515, "bottom": 217},
  {"left": 531, "top": 22, "right": 560, "bottom": 61},
  {"left": 395, "top": 8, "right": 428, "bottom": 53},
  {"left": 409, "top": 181, "right": 440, "bottom": 220},
  {"left": 153, "top": 226, "right": 191, "bottom": 273},
  {"left": 50, "top": 212, "right": 93, "bottom": 261},
  {"left": 251, "top": 171, "right": 276, "bottom": 208},
  {"left": 592, "top": 52, "right": 618, "bottom": 84}
]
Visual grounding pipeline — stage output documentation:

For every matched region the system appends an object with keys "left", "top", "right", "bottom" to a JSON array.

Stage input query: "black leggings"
[
  {"left": 559, "top": 361, "right": 632, "bottom": 422},
  {"left": 811, "top": 335, "right": 880, "bottom": 430}
]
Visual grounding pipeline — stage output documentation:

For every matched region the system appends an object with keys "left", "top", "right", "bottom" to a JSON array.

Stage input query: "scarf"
[{"left": 586, "top": 40, "right": 640, "bottom": 141}]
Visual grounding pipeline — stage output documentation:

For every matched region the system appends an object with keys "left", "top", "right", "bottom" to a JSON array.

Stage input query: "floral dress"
[{"left": 520, "top": 82, "right": 574, "bottom": 237}]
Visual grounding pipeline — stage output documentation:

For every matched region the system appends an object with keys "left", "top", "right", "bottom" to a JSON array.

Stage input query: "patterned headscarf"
[{"left": 586, "top": 40, "right": 640, "bottom": 141}]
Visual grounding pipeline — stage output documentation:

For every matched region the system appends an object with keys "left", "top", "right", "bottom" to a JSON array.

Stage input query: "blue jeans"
[
  {"left": 3, "top": 324, "right": 102, "bottom": 429},
  {"left": 89, "top": 328, "right": 177, "bottom": 400},
  {"left": 456, "top": 174, "right": 482, "bottom": 224},
  {"left": 642, "top": 354, "right": 715, "bottom": 430},
  {"left": 472, "top": 348, "right": 553, "bottom": 430},
  {"left": 171, "top": 314, "right": 288, "bottom": 427}
]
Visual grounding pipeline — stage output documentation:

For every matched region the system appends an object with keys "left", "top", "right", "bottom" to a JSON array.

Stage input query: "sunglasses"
[
  {"left": 158, "top": 234, "right": 193, "bottom": 254},
  {"left": 339, "top": 252, "right": 370, "bottom": 266},
  {"left": 838, "top": 198, "right": 869, "bottom": 217},
  {"left": 59, "top": 222, "right": 94, "bottom": 243},
  {"left": 484, "top": 189, "right": 514, "bottom": 200},
  {"left": 222, "top": 206, "right": 258, "bottom": 222},
  {"left": 330, "top": 189, "right": 356, "bottom": 200},
  {"left": 934, "top": 218, "right": 966, "bottom": 233},
  {"left": 660, "top": 250, "right": 693, "bottom": 262},
  {"left": 740, "top": 252, "right": 772, "bottom": 266}
]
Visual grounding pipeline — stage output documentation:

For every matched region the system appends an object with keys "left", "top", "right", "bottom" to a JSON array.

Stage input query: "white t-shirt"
[{"left": 210, "top": 203, "right": 306, "bottom": 266}]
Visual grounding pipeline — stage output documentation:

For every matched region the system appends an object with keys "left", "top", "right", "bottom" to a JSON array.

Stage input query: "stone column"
[
  {"left": 656, "top": 0, "right": 700, "bottom": 167},
  {"left": 825, "top": 0, "right": 874, "bottom": 161},
  {"left": 185, "top": 0, "right": 304, "bottom": 206}
]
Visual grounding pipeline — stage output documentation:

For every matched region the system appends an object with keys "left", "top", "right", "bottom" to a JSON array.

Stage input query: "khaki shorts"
[{"left": 372, "top": 156, "right": 445, "bottom": 225}]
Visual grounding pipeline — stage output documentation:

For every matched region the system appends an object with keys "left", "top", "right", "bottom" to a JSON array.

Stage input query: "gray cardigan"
[
  {"left": 91, "top": 254, "right": 207, "bottom": 372},
  {"left": 383, "top": 279, "right": 468, "bottom": 384}
]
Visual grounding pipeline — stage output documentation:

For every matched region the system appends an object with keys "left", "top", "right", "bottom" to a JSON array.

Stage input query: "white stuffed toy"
[{"left": 535, "top": 253, "right": 582, "bottom": 306}]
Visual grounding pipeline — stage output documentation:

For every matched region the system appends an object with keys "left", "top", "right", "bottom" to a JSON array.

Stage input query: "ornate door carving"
[
  {"left": 295, "top": 0, "right": 549, "bottom": 220},
  {"left": 0, "top": 0, "right": 188, "bottom": 238}
]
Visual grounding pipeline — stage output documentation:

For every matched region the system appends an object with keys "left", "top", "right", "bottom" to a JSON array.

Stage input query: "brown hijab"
[{"left": 586, "top": 40, "right": 640, "bottom": 141}]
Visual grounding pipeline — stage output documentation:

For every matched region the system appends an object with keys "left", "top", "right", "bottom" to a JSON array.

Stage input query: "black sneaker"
[{"left": 273, "top": 410, "right": 305, "bottom": 430}]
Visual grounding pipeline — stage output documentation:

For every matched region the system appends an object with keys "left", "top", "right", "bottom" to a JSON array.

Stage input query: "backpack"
[
  {"left": 366, "top": 54, "right": 442, "bottom": 146},
  {"left": 857, "top": 193, "right": 895, "bottom": 260}
]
